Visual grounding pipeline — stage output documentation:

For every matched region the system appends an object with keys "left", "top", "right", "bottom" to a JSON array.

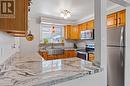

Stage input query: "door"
[
  {"left": 107, "top": 27, "right": 125, "bottom": 46},
  {"left": 107, "top": 47, "right": 124, "bottom": 86}
]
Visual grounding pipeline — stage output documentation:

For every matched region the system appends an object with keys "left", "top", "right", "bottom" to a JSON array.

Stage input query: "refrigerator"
[{"left": 107, "top": 27, "right": 125, "bottom": 86}]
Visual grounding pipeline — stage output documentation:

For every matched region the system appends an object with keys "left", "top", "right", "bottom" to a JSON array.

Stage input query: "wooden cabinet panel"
[
  {"left": 88, "top": 53, "right": 95, "bottom": 62},
  {"left": 117, "top": 10, "right": 126, "bottom": 27},
  {"left": 78, "top": 24, "right": 82, "bottom": 30},
  {"left": 65, "top": 50, "right": 77, "bottom": 57},
  {"left": 107, "top": 13, "right": 117, "bottom": 29},
  {"left": 70, "top": 26, "right": 80, "bottom": 40},
  {"left": 0, "top": 0, "right": 28, "bottom": 35},
  {"left": 39, "top": 50, "right": 76, "bottom": 60},
  {"left": 7, "top": 31, "right": 26, "bottom": 37},
  {"left": 64, "top": 25, "right": 71, "bottom": 39},
  {"left": 81, "top": 22, "right": 87, "bottom": 31},
  {"left": 87, "top": 20, "right": 94, "bottom": 29},
  {"left": 69, "top": 51, "right": 77, "bottom": 57},
  {"left": 64, "top": 25, "right": 80, "bottom": 40},
  {"left": 64, "top": 50, "right": 69, "bottom": 57}
]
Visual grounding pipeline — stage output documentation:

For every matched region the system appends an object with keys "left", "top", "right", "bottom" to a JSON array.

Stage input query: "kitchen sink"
[{"left": 47, "top": 48, "right": 64, "bottom": 55}]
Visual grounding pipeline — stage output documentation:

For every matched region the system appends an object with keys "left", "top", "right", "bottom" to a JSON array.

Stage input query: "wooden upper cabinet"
[
  {"left": 64, "top": 25, "right": 71, "bottom": 39},
  {"left": 81, "top": 22, "right": 87, "bottom": 31},
  {"left": 0, "top": 0, "right": 28, "bottom": 34},
  {"left": 78, "top": 24, "right": 82, "bottom": 31},
  {"left": 70, "top": 25, "right": 80, "bottom": 40},
  {"left": 107, "top": 10, "right": 126, "bottom": 29},
  {"left": 87, "top": 20, "right": 94, "bottom": 29},
  {"left": 107, "top": 13, "right": 117, "bottom": 29},
  {"left": 64, "top": 10, "right": 126, "bottom": 40},
  {"left": 117, "top": 10, "right": 126, "bottom": 27},
  {"left": 64, "top": 25, "right": 80, "bottom": 40}
]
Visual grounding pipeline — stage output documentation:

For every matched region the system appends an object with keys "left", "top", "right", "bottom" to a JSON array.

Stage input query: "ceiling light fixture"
[{"left": 60, "top": 10, "right": 71, "bottom": 19}]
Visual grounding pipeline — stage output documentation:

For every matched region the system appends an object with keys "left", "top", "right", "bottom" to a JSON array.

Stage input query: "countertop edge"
[{"left": 34, "top": 68, "right": 103, "bottom": 86}]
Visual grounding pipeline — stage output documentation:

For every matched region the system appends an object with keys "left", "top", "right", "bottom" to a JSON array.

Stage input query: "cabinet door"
[
  {"left": 70, "top": 26, "right": 80, "bottom": 40},
  {"left": 81, "top": 22, "right": 87, "bottom": 31},
  {"left": 107, "top": 13, "right": 117, "bottom": 29},
  {"left": 64, "top": 50, "right": 76, "bottom": 58},
  {"left": 0, "top": 0, "right": 28, "bottom": 33},
  {"left": 64, "top": 25, "right": 71, "bottom": 39},
  {"left": 88, "top": 53, "right": 95, "bottom": 62},
  {"left": 87, "top": 20, "right": 94, "bottom": 29},
  {"left": 42, "top": 52, "right": 48, "bottom": 60},
  {"left": 78, "top": 24, "right": 82, "bottom": 38},
  {"left": 117, "top": 10, "right": 126, "bottom": 27},
  {"left": 69, "top": 51, "right": 77, "bottom": 57},
  {"left": 78, "top": 24, "right": 82, "bottom": 32}
]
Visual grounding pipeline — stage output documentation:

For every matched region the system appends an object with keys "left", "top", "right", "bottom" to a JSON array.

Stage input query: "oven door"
[{"left": 77, "top": 51, "right": 88, "bottom": 60}]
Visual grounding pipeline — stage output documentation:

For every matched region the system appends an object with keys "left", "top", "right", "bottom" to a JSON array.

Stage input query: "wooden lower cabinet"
[
  {"left": 64, "top": 50, "right": 77, "bottom": 57},
  {"left": 88, "top": 53, "right": 95, "bottom": 62},
  {"left": 39, "top": 50, "right": 77, "bottom": 60}
]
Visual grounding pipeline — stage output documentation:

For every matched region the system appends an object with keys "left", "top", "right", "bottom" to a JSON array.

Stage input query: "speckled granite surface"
[{"left": 0, "top": 53, "right": 102, "bottom": 86}]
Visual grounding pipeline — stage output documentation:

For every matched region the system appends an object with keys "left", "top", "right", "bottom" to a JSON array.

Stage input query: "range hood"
[{"left": 110, "top": 0, "right": 130, "bottom": 7}]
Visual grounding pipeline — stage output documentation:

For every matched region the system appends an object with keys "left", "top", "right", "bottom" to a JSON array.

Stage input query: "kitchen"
[{"left": 0, "top": 0, "right": 130, "bottom": 86}]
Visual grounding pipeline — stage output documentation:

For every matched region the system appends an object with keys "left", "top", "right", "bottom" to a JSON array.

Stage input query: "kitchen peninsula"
[
  {"left": 0, "top": 53, "right": 102, "bottom": 86},
  {"left": 39, "top": 47, "right": 77, "bottom": 60}
]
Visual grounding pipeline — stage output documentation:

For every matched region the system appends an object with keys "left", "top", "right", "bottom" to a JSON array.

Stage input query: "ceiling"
[{"left": 30, "top": 0, "right": 116, "bottom": 22}]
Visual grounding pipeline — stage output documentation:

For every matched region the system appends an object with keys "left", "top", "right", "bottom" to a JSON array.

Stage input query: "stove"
[{"left": 77, "top": 44, "right": 95, "bottom": 60}]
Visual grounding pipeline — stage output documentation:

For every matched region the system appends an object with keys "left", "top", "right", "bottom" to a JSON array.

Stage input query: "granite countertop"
[
  {"left": 0, "top": 53, "right": 102, "bottom": 86},
  {"left": 39, "top": 47, "right": 85, "bottom": 52}
]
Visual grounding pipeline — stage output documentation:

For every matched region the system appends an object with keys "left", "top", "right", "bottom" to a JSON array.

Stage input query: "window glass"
[{"left": 40, "top": 24, "right": 63, "bottom": 43}]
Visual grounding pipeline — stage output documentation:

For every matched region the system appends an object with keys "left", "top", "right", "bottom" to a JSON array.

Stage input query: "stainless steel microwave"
[{"left": 80, "top": 29, "right": 94, "bottom": 40}]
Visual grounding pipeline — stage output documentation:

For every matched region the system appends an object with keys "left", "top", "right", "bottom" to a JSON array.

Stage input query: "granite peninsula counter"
[{"left": 0, "top": 53, "right": 102, "bottom": 86}]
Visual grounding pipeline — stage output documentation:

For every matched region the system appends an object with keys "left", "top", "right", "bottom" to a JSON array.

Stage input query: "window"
[{"left": 40, "top": 24, "right": 64, "bottom": 44}]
